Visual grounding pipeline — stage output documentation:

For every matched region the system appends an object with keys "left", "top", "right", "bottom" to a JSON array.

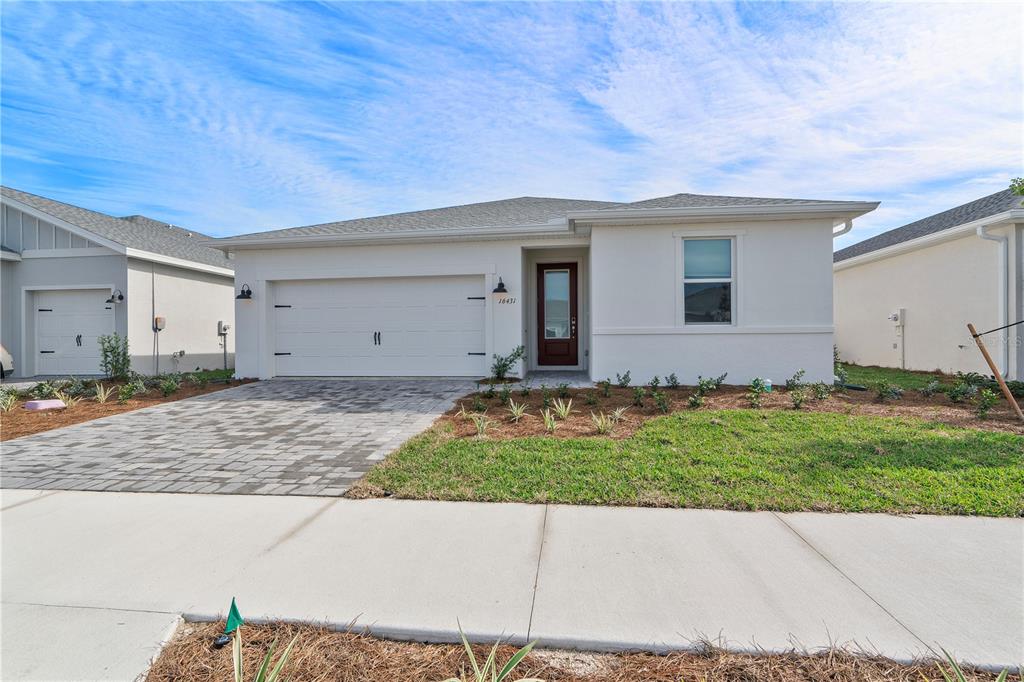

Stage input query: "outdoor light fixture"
[
  {"left": 236, "top": 284, "right": 252, "bottom": 300},
  {"left": 492, "top": 277, "right": 509, "bottom": 300},
  {"left": 105, "top": 289, "right": 124, "bottom": 304}
]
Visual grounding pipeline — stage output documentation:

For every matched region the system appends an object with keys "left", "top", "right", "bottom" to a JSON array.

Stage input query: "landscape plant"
[
  {"left": 747, "top": 378, "right": 769, "bottom": 408},
  {"left": 231, "top": 625, "right": 298, "bottom": 682},
  {"left": 632, "top": 386, "right": 646, "bottom": 407},
  {"left": 583, "top": 391, "right": 598, "bottom": 406},
  {"left": 556, "top": 383, "right": 571, "bottom": 398},
  {"left": 948, "top": 381, "right": 978, "bottom": 404},
  {"left": 597, "top": 379, "right": 612, "bottom": 397},
  {"left": 812, "top": 382, "right": 833, "bottom": 400},
  {"left": 833, "top": 346, "right": 849, "bottom": 385},
  {"left": 498, "top": 384, "right": 512, "bottom": 405},
  {"left": 518, "top": 383, "right": 531, "bottom": 397},
  {"left": 664, "top": 373, "right": 680, "bottom": 390},
  {"left": 0, "top": 391, "right": 17, "bottom": 412},
  {"left": 117, "top": 383, "right": 137, "bottom": 404},
  {"left": 441, "top": 625, "right": 539, "bottom": 682},
  {"left": 785, "top": 369, "right": 806, "bottom": 391},
  {"left": 649, "top": 375, "right": 660, "bottom": 389},
  {"left": 919, "top": 379, "right": 942, "bottom": 397},
  {"left": 551, "top": 398, "right": 573, "bottom": 420},
  {"left": 93, "top": 383, "right": 115, "bottom": 403},
  {"left": 652, "top": 389, "right": 670, "bottom": 413},
  {"left": 541, "top": 409, "right": 558, "bottom": 433},
  {"left": 483, "top": 383, "right": 496, "bottom": 400},
  {"left": 490, "top": 345, "right": 525, "bottom": 381},
  {"left": 874, "top": 381, "right": 904, "bottom": 402},
  {"left": 790, "top": 387, "right": 808, "bottom": 410},
  {"left": 610, "top": 406, "right": 629, "bottom": 423},
  {"left": 98, "top": 332, "right": 131, "bottom": 379},
  {"left": 468, "top": 413, "right": 490, "bottom": 438},
  {"left": 539, "top": 385, "right": 551, "bottom": 409},
  {"left": 687, "top": 393, "right": 704, "bottom": 409},
  {"left": 507, "top": 401, "right": 528, "bottom": 423},
  {"left": 471, "top": 396, "right": 487, "bottom": 413},
  {"left": 976, "top": 388, "right": 998, "bottom": 419},
  {"left": 159, "top": 377, "right": 180, "bottom": 397},
  {"left": 30, "top": 381, "right": 57, "bottom": 399},
  {"left": 591, "top": 411, "right": 614, "bottom": 435},
  {"left": 53, "top": 389, "right": 81, "bottom": 408},
  {"left": 615, "top": 371, "right": 631, "bottom": 388}
]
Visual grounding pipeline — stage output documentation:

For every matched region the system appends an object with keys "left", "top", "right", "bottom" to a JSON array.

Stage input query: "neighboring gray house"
[
  {"left": 0, "top": 187, "right": 235, "bottom": 378},
  {"left": 834, "top": 189, "right": 1024, "bottom": 379}
]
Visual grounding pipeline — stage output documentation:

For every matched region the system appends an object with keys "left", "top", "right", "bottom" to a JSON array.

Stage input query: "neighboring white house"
[
  {"left": 834, "top": 189, "right": 1024, "bottom": 380},
  {"left": 209, "top": 193, "right": 877, "bottom": 384},
  {"left": 0, "top": 186, "right": 236, "bottom": 378}
]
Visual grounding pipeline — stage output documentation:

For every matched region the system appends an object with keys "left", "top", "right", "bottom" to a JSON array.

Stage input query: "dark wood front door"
[{"left": 537, "top": 262, "right": 578, "bottom": 366}]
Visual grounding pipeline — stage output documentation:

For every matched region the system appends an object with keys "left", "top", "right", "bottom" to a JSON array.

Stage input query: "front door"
[{"left": 537, "top": 262, "right": 578, "bottom": 366}]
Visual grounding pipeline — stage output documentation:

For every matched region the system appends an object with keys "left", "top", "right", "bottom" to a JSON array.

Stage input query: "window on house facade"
[{"left": 682, "top": 238, "right": 733, "bottom": 324}]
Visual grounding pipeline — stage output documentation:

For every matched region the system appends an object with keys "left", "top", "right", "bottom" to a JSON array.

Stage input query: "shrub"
[
  {"left": 833, "top": 346, "right": 849, "bottom": 385},
  {"left": 541, "top": 409, "right": 558, "bottom": 433},
  {"left": 977, "top": 388, "right": 999, "bottom": 419},
  {"left": 948, "top": 381, "right": 978, "bottom": 404},
  {"left": 652, "top": 389, "right": 670, "bottom": 414},
  {"left": 665, "top": 373, "right": 680, "bottom": 390},
  {"left": 117, "top": 383, "right": 138, "bottom": 404},
  {"left": 812, "top": 382, "right": 833, "bottom": 400},
  {"left": 649, "top": 376, "right": 660, "bottom": 389},
  {"left": 790, "top": 387, "right": 808, "bottom": 410},
  {"left": 874, "top": 381, "right": 904, "bottom": 402},
  {"left": 597, "top": 379, "right": 612, "bottom": 397},
  {"left": 583, "top": 391, "right": 598, "bottom": 406},
  {"left": 591, "top": 412, "right": 614, "bottom": 435},
  {"left": 93, "top": 383, "right": 114, "bottom": 403},
  {"left": 63, "top": 377, "right": 89, "bottom": 397},
  {"left": 1004, "top": 380, "right": 1024, "bottom": 398},
  {"left": 785, "top": 369, "right": 806, "bottom": 392},
  {"left": 468, "top": 413, "right": 490, "bottom": 438},
  {"left": 471, "top": 395, "right": 487, "bottom": 412},
  {"left": 518, "top": 382, "right": 531, "bottom": 397},
  {"left": 539, "top": 385, "right": 551, "bottom": 409},
  {"left": 159, "top": 377, "right": 180, "bottom": 397},
  {"left": 556, "top": 383, "right": 571, "bottom": 399},
  {"left": 552, "top": 398, "right": 573, "bottom": 420},
  {"left": 98, "top": 333, "right": 130, "bottom": 379},
  {"left": 919, "top": 379, "right": 942, "bottom": 398},
  {"left": 632, "top": 386, "right": 646, "bottom": 407},
  {"left": 615, "top": 371, "right": 631, "bottom": 388},
  {"left": 30, "top": 381, "right": 57, "bottom": 399},
  {"left": 482, "top": 383, "right": 496, "bottom": 400},
  {"left": 191, "top": 373, "right": 210, "bottom": 389},
  {"left": 954, "top": 371, "right": 988, "bottom": 387},
  {"left": 687, "top": 393, "right": 704, "bottom": 409},
  {"left": 490, "top": 345, "right": 525, "bottom": 381},
  {"left": 499, "top": 384, "right": 512, "bottom": 405},
  {"left": 507, "top": 400, "right": 528, "bottom": 423},
  {"left": 747, "top": 378, "right": 769, "bottom": 408}
]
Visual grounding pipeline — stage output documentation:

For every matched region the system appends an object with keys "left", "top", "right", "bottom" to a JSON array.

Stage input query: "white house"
[
  {"left": 0, "top": 186, "right": 236, "bottom": 378},
  {"left": 211, "top": 193, "right": 876, "bottom": 384},
  {"left": 834, "top": 189, "right": 1024, "bottom": 380}
]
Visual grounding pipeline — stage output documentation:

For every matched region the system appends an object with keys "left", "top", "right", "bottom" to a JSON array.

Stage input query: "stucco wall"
[
  {"left": 126, "top": 258, "right": 235, "bottom": 375},
  {"left": 834, "top": 230, "right": 1008, "bottom": 377},
  {"left": 589, "top": 218, "right": 836, "bottom": 384},
  {"left": 230, "top": 238, "right": 545, "bottom": 378},
  {"left": 0, "top": 253, "right": 128, "bottom": 377}
]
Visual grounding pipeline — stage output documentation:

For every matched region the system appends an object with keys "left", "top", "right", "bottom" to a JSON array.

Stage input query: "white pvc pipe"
[{"left": 976, "top": 224, "right": 1009, "bottom": 377}]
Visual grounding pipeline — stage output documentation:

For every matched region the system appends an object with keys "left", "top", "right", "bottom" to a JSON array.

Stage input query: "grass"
[
  {"left": 190, "top": 368, "right": 235, "bottom": 382},
  {"left": 359, "top": 410, "right": 1024, "bottom": 516},
  {"left": 843, "top": 364, "right": 953, "bottom": 391}
]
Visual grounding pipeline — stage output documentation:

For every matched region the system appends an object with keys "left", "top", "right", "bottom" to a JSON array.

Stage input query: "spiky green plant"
[
  {"left": 469, "top": 413, "right": 490, "bottom": 438},
  {"left": 507, "top": 400, "right": 528, "bottom": 423},
  {"left": 551, "top": 398, "right": 573, "bottom": 420},
  {"left": 935, "top": 647, "right": 1008, "bottom": 682},
  {"left": 53, "top": 389, "right": 81, "bottom": 409},
  {"left": 0, "top": 391, "right": 17, "bottom": 412},
  {"left": 441, "top": 624, "right": 541, "bottom": 682},
  {"left": 93, "top": 383, "right": 115, "bottom": 404},
  {"left": 591, "top": 411, "right": 614, "bottom": 435},
  {"left": 541, "top": 409, "right": 558, "bottom": 433},
  {"left": 232, "top": 627, "right": 298, "bottom": 682},
  {"left": 610, "top": 406, "right": 629, "bottom": 423}
]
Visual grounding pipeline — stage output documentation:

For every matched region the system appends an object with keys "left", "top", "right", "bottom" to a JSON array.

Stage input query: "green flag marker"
[{"left": 225, "top": 597, "right": 243, "bottom": 634}]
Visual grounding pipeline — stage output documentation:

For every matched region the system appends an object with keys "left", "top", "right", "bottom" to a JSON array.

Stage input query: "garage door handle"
[
  {"left": 466, "top": 296, "right": 485, "bottom": 300},
  {"left": 274, "top": 352, "right": 291, "bottom": 356},
  {"left": 274, "top": 304, "right": 291, "bottom": 308},
  {"left": 40, "top": 350, "right": 55, "bottom": 354},
  {"left": 468, "top": 352, "right": 486, "bottom": 356},
  {"left": 37, "top": 308, "right": 53, "bottom": 312}
]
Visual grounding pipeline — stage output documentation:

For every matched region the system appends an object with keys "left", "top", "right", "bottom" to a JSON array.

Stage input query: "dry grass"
[{"left": 147, "top": 621, "right": 1015, "bottom": 682}]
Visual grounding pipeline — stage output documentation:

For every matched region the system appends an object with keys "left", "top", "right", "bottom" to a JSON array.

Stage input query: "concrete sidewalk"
[{"left": 2, "top": 490, "right": 1021, "bottom": 680}]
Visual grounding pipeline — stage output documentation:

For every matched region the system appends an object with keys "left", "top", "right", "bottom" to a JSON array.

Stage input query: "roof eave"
[
  {"left": 834, "top": 208, "right": 1024, "bottom": 271},
  {"left": 568, "top": 201, "right": 880, "bottom": 225},
  {"left": 203, "top": 220, "right": 575, "bottom": 251}
]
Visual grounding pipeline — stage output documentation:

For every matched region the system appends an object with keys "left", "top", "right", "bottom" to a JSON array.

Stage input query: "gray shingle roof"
[
  {"left": 834, "top": 189, "right": 1020, "bottom": 263},
  {"left": 1, "top": 186, "right": 233, "bottom": 270},
  {"left": 217, "top": 191, "right": 853, "bottom": 243}
]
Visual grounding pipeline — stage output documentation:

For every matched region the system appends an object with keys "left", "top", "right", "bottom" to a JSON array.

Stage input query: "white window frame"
[{"left": 674, "top": 231, "right": 742, "bottom": 327}]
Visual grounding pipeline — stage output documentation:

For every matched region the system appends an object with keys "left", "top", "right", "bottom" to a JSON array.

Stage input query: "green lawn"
[
  {"left": 843, "top": 364, "right": 954, "bottom": 391},
  {"left": 362, "top": 410, "right": 1024, "bottom": 516}
]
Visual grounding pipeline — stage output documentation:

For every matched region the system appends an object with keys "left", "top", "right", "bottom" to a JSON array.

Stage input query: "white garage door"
[
  {"left": 35, "top": 289, "right": 115, "bottom": 376},
  {"left": 274, "top": 276, "right": 487, "bottom": 376}
]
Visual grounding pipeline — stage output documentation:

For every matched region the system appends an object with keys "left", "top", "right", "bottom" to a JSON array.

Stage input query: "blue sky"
[{"left": 1, "top": 1, "right": 1020, "bottom": 247}]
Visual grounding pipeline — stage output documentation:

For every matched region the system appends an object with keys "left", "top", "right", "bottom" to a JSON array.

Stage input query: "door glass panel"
[
  {"left": 544, "top": 270, "right": 570, "bottom": 339},
  {"left": 684, "top": 239, "right": 731, "bottom": 278}
]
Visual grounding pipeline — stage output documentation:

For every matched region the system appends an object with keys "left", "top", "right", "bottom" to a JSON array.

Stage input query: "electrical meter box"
[
  {"left": 153, "top": 316, "right": 166, "bottom": 331},
  {"left": 218, "top": 321, "right": 231, "bottom": 335}
]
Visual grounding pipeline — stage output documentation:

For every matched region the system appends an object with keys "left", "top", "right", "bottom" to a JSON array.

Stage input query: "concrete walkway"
[{"left": 2, "top": 490, "right": 1021, "bottom": 681}]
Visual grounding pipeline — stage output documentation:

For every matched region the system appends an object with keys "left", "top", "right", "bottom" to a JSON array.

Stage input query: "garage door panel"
[
  {"left": 273, "top": 276, "right": 488, "bottom": 376},
  {"left": 34, "top": 290, "right": 114, "bottom": 375}
]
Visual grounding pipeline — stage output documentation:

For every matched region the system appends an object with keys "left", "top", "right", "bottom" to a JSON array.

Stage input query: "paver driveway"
[{"left": 1, "top": 379, "right": 474, "bottom": 496}]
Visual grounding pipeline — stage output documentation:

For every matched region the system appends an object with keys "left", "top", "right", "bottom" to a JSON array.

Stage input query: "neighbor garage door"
[
  {"left": 273, "top": 276, "right": 487, "bottom": 376},
  {"left": 35, "top": 289, "right": 115, "bottom": 375}
]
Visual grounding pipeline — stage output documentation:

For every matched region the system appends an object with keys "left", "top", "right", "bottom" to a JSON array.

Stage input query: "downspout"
[
  {"left": 833, "top": 219, "right": 853, "bottom": 238},
  {"left": 976, "top": 224, "right": 1009, "bottom": 377}
]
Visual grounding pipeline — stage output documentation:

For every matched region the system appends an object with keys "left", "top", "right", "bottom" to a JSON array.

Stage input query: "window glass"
[
  {"left": 684, "top": 283, "right": 732, "bottom": 324},
  {"left": 684, "top": 239, "right": 731, "bottom": 279},
  {"left": 544, "top": 270, "right": 570, "bottom": 339}
]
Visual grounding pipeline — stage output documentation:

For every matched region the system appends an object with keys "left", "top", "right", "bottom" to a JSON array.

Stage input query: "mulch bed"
[
  {"left": 0, "top": 379, "right": 255, "bottom": 441},
  {"left": 146, "top": 621, "right": 1011, "bottom": 682},
  {"left": 442, "top": 384, "right": 1024, "bottom": 440}
]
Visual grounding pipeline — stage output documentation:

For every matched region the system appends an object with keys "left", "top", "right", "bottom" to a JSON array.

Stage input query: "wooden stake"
[{"left": 967, "top": 322, "right": 1024, "bottom": 423}]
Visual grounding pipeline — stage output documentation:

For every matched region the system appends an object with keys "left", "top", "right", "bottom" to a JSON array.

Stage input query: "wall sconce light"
[
  {"left": 105, "top": 289, "right": 124, "bottom": 304},
  {"left": 236, "top": 284, "right": 252, "bottom": 300},
  {"left": 492, "top": 277, "right": 509, "bottom": 301}
]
